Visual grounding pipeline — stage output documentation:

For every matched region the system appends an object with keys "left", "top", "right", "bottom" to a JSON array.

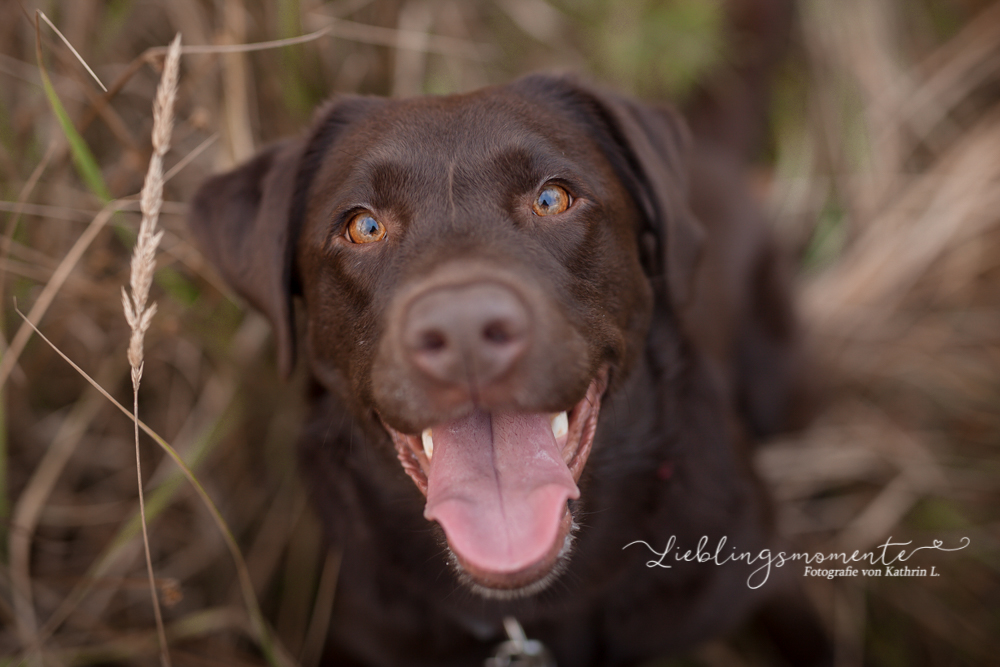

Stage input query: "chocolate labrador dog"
[{"left": 189, "top": 71, "right": 826, "bottom": 665}]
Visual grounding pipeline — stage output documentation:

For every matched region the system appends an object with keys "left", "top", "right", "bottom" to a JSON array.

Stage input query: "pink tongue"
[{"left": 424, "top": 409, "right": 579, "bottom": 575}]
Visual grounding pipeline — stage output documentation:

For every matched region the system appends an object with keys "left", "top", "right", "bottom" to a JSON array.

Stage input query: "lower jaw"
[{"left": 451, "top": 507, "right": 578, "bottom": 600}]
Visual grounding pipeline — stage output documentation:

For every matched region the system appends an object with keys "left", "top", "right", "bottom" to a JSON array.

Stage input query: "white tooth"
[
  {"left": 421, "top": 428, "right": 434, "bottom": 459},
  {"left": 551, "top": 411, "right": 568, "bottom": 440}
]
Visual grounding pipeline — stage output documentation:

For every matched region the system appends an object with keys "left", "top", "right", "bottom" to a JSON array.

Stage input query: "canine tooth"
[
  {"left": 421, "top": 428, "right": 434, "bottom": 459},
  {"left": 551, "top": 411, "right": 568, "bottom": 439}
]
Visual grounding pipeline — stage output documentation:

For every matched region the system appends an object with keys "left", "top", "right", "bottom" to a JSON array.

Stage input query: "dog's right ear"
[
  {"left": 189, "top": 96, "right": 383, "bottom": 377},
  {"left": 188, "top": 139, "right": 303, "bottom": 377}
]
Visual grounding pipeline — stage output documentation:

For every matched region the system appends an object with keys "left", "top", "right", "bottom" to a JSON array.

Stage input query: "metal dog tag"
[{"left": 484, "top": 617, "right": 556, "bottom": 667}]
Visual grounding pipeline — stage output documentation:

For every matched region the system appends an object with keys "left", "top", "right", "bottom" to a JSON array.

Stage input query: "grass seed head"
[{"left": 124, "top": 33, "right": 180, "bottom": 388}]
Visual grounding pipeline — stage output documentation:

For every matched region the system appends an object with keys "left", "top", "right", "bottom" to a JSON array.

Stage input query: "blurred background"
[{"left": 0, "top": 0, "right": 999, "bottom": 665}]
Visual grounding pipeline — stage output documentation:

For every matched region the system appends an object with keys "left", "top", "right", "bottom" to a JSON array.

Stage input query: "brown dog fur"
[{"left": 189, "top": 72, "right": 830, "bottom": 665}]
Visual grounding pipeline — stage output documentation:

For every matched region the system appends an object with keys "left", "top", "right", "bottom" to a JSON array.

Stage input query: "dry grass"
[
  {"left": 122, "top": 31, "right": 181, "bottom": 667},
  {"left": 0, "top": 1, "right": 997, "bottom": 666}
]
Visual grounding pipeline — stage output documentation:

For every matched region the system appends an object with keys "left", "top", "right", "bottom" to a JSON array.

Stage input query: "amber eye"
[
  {"left": 532, "top": 185, "right": 571, "bottom": 216},
  {"left": 347, "top": 212, "right": 387, "bottom": 243}
]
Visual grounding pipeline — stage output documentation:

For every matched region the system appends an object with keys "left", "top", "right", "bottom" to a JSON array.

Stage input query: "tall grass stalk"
[
  {"left": 121, "top": 32, "right": 181, "bottom": 667},
  {"left": 14, "top": 308, "right": 293, "bottom": 667}
]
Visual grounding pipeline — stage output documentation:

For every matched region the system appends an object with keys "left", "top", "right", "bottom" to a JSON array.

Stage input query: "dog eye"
[
  {"left": 532, "top": 185, "right": 571, "bottom": 216},
  {"left": 347, "top": 212, "right": 387, "bottom": 244}
]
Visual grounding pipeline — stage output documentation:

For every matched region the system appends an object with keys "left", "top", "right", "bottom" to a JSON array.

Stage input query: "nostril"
[
  {"left": 418, "top": 329, "right": 447, "bottom": 352},
  {"left": 482, "top": 320, "right": 515, "bottom": 345}
]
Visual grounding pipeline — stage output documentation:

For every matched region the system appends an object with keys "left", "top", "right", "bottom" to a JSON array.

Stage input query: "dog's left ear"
[
  {"left": 516, "top": 75, "right": 705, "bottom": 308},
  {"left": 588, "top": 90, "right": 706, "bottom": 308}
]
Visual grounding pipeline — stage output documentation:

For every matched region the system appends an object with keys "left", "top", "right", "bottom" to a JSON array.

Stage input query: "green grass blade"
[{"left": 34, "top": 13, "right": 111, "bottom": 203}]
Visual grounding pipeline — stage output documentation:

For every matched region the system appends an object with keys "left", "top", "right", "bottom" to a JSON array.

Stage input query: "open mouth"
[{"left": 382, "top": 367, "right": 608, "bottom": 596}]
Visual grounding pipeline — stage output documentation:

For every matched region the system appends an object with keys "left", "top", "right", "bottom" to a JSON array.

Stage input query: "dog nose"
[{"left": 403, "top": 282, "right": 530, "bottom": 387}]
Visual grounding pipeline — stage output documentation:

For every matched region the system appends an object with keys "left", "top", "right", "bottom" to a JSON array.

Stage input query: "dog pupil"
[{"left": 361, "top": 217, "right": 378, "bottom": 236}]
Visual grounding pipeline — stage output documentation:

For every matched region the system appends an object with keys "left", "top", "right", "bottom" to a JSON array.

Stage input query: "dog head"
[{"left": 189, "top": 75, "right": 702, "bottom": 596}]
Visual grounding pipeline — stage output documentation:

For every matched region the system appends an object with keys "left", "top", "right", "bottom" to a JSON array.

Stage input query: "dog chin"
[{"left": 449, "top": 518, "right": 579, "bottom": 600}]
